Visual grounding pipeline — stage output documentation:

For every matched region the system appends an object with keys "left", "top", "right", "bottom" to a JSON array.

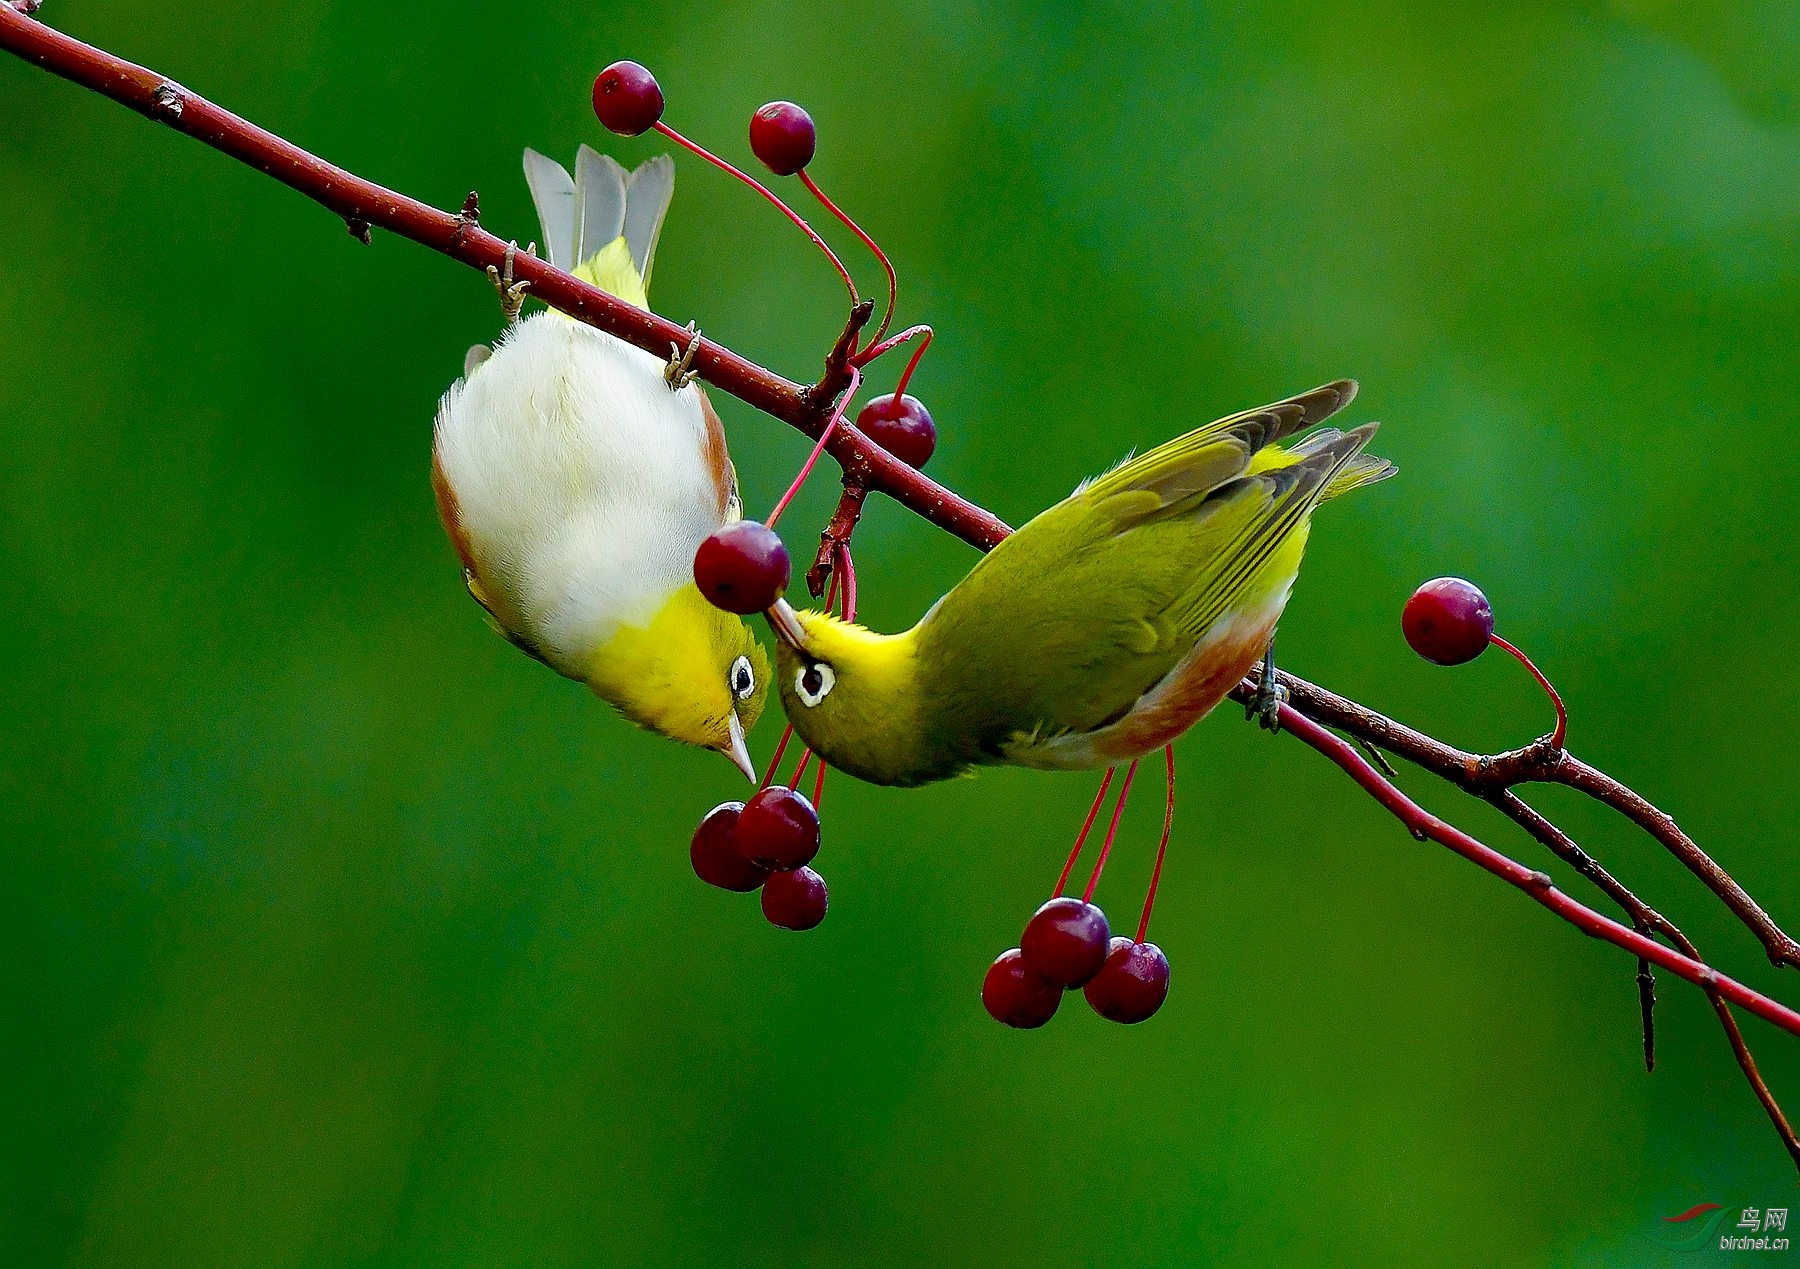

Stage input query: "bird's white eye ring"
[
  {"left": 794, "top": 661, "right": 835, "bottom": 708},
  {"left": 730, "top": 655, "right": 755, "bottom": 701}
]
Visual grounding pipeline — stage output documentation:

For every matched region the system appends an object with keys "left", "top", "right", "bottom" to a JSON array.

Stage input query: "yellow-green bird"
[
  {"left": 433, "top": 146, "right": 767, "bottom": 778},
  {"left": 766, "top": 382, "right": 1392, "bottom": 786}
]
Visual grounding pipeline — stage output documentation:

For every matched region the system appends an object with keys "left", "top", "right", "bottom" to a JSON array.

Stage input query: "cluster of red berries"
[
  {"left": 691, "top": 786, "right": 829, "bottom": 929},
  {"left": 598, "top": 59, "right": 1190, "bottom": 1023},
  {"left": 984, "top": 898, "right": 1170, "bottom": 1028},
  {"left": 591, "top": 60, "right": 940, "bottom": 614}
]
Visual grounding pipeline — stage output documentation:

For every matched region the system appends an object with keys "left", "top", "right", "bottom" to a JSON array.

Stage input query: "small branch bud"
[{"left": 149, "top": 81, "right": 183, "bottom": 118}]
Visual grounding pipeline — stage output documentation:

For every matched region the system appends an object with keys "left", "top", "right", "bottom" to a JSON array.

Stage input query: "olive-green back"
[{"left": 912, "top": 383, "right": 1386, "bottom": 767}]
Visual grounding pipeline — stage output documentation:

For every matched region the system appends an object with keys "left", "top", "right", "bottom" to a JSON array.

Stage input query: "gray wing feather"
[
  {"left": 522, "top": 149, "right": 577, "bottom": 271},
  {"left": 622, "top": 155, "right": 676, "bottom": 290},
  {"left": 574, "top": 145, "right": 629, "bottom": 266}
]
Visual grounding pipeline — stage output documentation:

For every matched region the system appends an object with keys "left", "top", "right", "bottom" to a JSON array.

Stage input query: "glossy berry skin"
[
  {"left": 855, "top": 394, "right": 937, "bottom": 469},
  {"left": 694, "top": 520, "right": 791, "bottom": 614},
  {"left": 592, "top": 61, "right": 664, "bottom": 137},
  {"left": 749, "top": 101, "right": 816, "bottom": 175},
  {"left": 982, "top": 948, "right": 1063, "bottom": 1028},
  {"left": 1084, "top": 937, "right": 1170, "bottom": 1023},
  {"left": 1403, "top": 577, "right": 1494, "bottom": 666},
  {"left": 690, "top": 802, "right": 770, "bottom": 892},
  {"left": 1020, "top": 896, "right": 1111, "bottom": 987},
  {"left": 762, "top": 865, "right": 828, "bottom": 930},
  {"left": 735, "top": 786, "right": 821, "bottom": 870}
]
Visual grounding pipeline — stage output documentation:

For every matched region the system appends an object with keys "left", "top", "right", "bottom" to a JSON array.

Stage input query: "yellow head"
[
  {"left": 768, "top": 603, "right": 939, "bottom": 787},
  {"left": 587, "top": 584, "right": 770, "bottom": 778}
]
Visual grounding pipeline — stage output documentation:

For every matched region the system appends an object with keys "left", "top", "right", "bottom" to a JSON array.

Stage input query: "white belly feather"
[{"left": 433, "top": 314, "right": 724, "bottom": 671}]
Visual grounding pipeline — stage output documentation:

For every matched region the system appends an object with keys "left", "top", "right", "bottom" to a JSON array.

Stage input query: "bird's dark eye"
[
  {"left": 795, "top": 661, "right": 835, "bottom": 708},
  {"left": 730, "top": 654, "right": 755, "bottom": 700}
]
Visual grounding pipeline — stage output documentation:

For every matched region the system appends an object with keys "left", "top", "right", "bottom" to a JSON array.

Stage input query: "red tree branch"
[
  {"left": 5, "top": 2, "right": 1799, "bottom": 1165},
  {"left": 1493, "top": 793, "right": 1800, "bottom": 1169},
  {"left": 1251, "top": 668, "right": 1800, "bottom": 971},
  {"left": 0, "top": 7, "right": 1009, "bottom": 552}
]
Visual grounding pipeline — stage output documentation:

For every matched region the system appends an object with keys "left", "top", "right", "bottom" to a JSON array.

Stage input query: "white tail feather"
[
  {"left": 522, "top": 149, "right": 577, "bottom": 270},
  {"left": 574, "top": 145, "right": 629, "bottom": 266},
  {"left": 622, "top": 155, "right": 675, "bottom": 289}
]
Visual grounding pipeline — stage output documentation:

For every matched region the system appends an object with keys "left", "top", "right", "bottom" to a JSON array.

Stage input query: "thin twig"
[
  {"left": 1240, "top": 666, "right": 1800, "bottom": 972},
  {"left": 1490, "top": 791, "right": 1661, "bottom": 1070},
  {"left": 1497, "top": 793, "right": 1800, "bottom": 1172},
  {"left": 807, "top": 479, "right": 869, "bottom": 597},
  {"left": 1267, "top": 702, "right": 1800, "bottom": 1039}
]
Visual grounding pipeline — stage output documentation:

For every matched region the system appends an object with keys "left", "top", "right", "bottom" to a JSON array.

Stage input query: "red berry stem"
[
  {"left": 1490, "top": 634, "right": 1568, "bottom": 750},
  {"left": 852, "top": 323, "right": 933, "bottom": 398},
  {"left": 833, "top": 541, "right": 857, "bottom": 623},
  {"left": 1136, "top": 745, "right": 1177, "bottom": 944},
  {"left": 649, "top": 121, "right": 860, "bottom": 309},
  {"left": 811, "top": 751, "right": 827, "bottom": 809},
  {"left": 766, "top": 365, "right": 860, "bottom": 530},
  {"left": 1054, "top": 767, "right": 1116, "bottom": 898},
  {"left": 759, "top": 723, "right": 795, "bottom": 790},
  {"left": 1082, "top": 758, "right": 1139, "bottom": 904},
  {"left": 887, "top": 327, "right": 934, "bottom": 401},
  {"left": 791, "top": 746, "right": 814, "bottom": 788},
  {"left": 798, "top": 169, "right": 897, "bottom": 350},
  {"left": 821, "top": 551, "right": 842, "bottom": 615}
]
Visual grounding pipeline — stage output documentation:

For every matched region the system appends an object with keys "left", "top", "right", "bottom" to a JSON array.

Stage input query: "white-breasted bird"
[{"left": 432, "top": 146, "right": 767, "bottom": 778}]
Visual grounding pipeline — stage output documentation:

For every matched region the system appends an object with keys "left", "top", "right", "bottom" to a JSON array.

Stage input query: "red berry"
[
  {"left": 690, "top": 801, "right": 770, "bottom": 892},
  {"left": 1084, "top": 937, "right": 1170, "bottom": 1023},
  {"left": 762, "top": 865, "right": 828, "bottom": 929},
  {"left": 592, "top": 61, "right": 664, "bottom": 137},
  {"left": 735, "top": 786, "right": 820, "bottom": 870},
  {"left": 855, "top": 394, "right": 937, "bottom": 468},
  {"left": 1020, "top": 896, "right": 1111, "bottom": 987},
  {"left": 694, "top": 520, "right": 790, "bottom": 614},
  {"left": 749, "top": 101, "right": 816, "bottom": 175},
  {"left": 982, "top": 948, "right": 1062, "bottom": 1028},
  {"left": 1403, "top": 577, "right": 1494, "bottom": 666}
]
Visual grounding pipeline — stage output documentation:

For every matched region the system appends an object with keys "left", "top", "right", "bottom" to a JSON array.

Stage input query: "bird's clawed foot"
[
  {"left": 1246, "top": 644, "right": 1287, "bottom": 732},
  {"left": 485, "top": 240, "right": 533, "bottom": 327},
  {"left": 666, "top": 322, "right": 701, "bottom": 390}
]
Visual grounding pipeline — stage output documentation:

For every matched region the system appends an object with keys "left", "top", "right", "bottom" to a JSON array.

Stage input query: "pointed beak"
[
  {"left": 722, "top": 711, "right": 756, "bottom": 783},
  {"left": 765, "top": 598, "right": 808, "bottom": 651}
]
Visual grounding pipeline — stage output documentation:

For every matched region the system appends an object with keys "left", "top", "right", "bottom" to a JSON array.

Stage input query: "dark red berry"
[
  {"left": 694, "top": 520, "right": 790, "bottom": 614},
  {"left": 1020, "top": 896, "right": 1111, "bottom": 987},
  {"left": 690, "top": 801, "right": 770, "bottom": 892},
  {"left": 592, "top": 61, "right": 664, "bottom": 137},
  {"left": 1084, "top": 937, "right": 1170, "bottom": 1024},
  {"left": 749, "top": 101, "right": 816, "bottom": 175},
  {"left": 735, "top": 786, "right": 820, "bottom": 870},
  {"left": 855, "top": 394, "right": 937, "bottom": 469},
  {"left": 982, "top": 948, "right": 1062, "bottom": 1028},
  {"left": 1403, "top": 577, "right": 1494, "bottom": 666},
  {"left": 762, "top": 865, "right": 828, "bottom": 929}
]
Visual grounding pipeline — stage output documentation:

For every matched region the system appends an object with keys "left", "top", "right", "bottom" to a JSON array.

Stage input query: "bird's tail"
[
  {"left": 1287, "top": 426, "right": 1397, "bottom": 501},
  {"left": 521, "top": 147, "right": 675, "bottom": 308}
]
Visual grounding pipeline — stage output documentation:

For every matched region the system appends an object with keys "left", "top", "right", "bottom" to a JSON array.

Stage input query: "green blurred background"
[{"left": 4, "top": 1, "right": 1799, "bottom": 1264}]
